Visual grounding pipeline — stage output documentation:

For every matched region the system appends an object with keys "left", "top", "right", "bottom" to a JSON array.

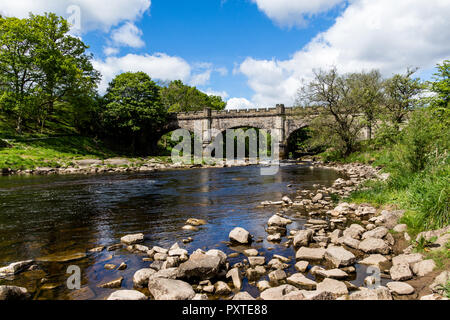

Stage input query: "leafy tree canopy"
[{"left": 160, "top": 80, "right": 226, "bottom": 112}]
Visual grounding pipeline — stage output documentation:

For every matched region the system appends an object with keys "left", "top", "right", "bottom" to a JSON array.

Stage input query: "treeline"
[
  {"left": 0, "top": 13, "right": 226, "bottom": 154},
  {"left": 297, "top": 62, "right": 449, "bottom": 230}
]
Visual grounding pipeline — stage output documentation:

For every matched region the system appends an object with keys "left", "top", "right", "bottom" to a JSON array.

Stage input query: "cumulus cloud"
[
  {"left": 189, "top": 64, "right": 229, "bottom": 86},
  {"left": 0, "top": 0, "right": 151, "bottom": 32},
  {"left": 111, "top": 22, "right": 145, "bottom": 48},
  {"left": 93, "top": 53, "right": 192, "bottom": 93},
  {"left": 238, "top": 0, "right": 450, "bottom": 107},
  {"left": 204, "top": 89, "right": 229, "bottom": 100},
  {"left": 103, "top": 47, "right": 120, "bottom": 56},
  {"left": 226, "top": 98, "right": 256, "bottom": 110},
  {"left": 251, "top": 0, "right": 345, "bottom": 27}
]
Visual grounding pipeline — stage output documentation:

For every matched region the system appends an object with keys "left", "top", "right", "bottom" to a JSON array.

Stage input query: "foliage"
[
  {"left": 346, "top": 70, "right": 384, "bottom": 140},
  {"left": 101, "top": 72, "right": 167, "bottom": 154},
  {"left": 0, "top": 13, "right": 100, "bottom": 133},
  {"left": 383, "top": 68, "right": 424, "bottom": 129},
  {"left": 160, "top": 80, "right": 226, "bottom": 112},
  {"left": 297, "top": 68, "right": 365, "bottom": 156}
]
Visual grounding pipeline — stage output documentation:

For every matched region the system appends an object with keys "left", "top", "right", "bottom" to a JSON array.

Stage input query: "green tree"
[
  {"left": 346, "top": 70, "right": 384, "bottom": 140},
  {"left": 297, "top": 68, "right": 365, "bottom": 156},
  {"left": 383, "top": 68, "right": 423, "bottom": 130},
  {"left": 160, "top": 80, "right": 226, "bottom": 112},
  {"left": 0, "top": 16, "right": 39, "bottom": 133},
  {"left": 101, "top": 72, "right": 167, "bottom": 154},
  {"left": 427, "top": 60, "right": 449, "bottom": 121},
  {"left": 0, "top": 13, "right": 100, "bottom": 133}
]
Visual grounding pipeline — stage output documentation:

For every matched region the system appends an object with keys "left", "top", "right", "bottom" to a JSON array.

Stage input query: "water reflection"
[{"left": 0, "top": 164, "right": 347, "bottom": 299}]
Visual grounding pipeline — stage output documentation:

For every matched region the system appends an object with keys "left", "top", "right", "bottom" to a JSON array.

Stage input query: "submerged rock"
[
  {"left": 0, "top": 260, "right": 34, "bottom": 276},
  {"left": 0, "top": 286, "right": 29, "bottom": 300}
]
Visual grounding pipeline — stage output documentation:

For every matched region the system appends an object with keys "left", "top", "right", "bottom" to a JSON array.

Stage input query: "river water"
[{"left": 0, "top": 163, "right": 380, "bottom": 300}]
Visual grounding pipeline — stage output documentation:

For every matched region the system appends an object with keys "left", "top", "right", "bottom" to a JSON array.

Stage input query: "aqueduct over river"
[{"left": 167, "top": 104, "right": 370, "bottom": 159}]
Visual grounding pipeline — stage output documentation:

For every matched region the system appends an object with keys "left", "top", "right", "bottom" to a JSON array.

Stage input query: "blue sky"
[{"left": 1, "top": 0, "right": 449, "bottom": 109}]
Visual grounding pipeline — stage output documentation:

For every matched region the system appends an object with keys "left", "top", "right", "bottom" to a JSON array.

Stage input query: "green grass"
[{"left": 0, "top": 136, "right": 118, "bottom": 170}]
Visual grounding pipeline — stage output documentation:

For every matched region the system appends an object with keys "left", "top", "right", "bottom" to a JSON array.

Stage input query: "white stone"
[
  {"left": 387, "top": 282, "right": 415, "bottom": 295},
  {"left": 229, "top": 227, "right": 251, "bottom": 244},
  {"left": 148, "top": 278, "right": 195, "bottom": 300},
  {"left": 287, "top": 273, "right": 317, "bottom": 290},
  {"left": 295, "top": 247, "right": 326, "bottom": 260},
  {"left": 107, "top": 290, "right": 147, "bottom": 300},
  {"left": 324, "top": 246, "right": 356, "bottom": 267},
  {"left": 390, "top": 263, "right": 413, "bottom": 281},
  {"left": 120, "top": 233, "right": 144, "bottom": 245},
  {"left": 316, "top": 279, "right": 348, "bottom": 297},
  {"left": 359, "top": 238, "right": 390, "bottom": 254},
  {"left": 411, "top": 260, "right": 436, "bottom": 277},
  {"left": 133, "top": 268, "right": 156, "bottom": 288}
]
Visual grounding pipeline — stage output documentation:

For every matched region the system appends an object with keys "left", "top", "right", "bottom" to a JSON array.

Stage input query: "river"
[{"left": 0, "top": 163, "right": 383, "bottom": 300}]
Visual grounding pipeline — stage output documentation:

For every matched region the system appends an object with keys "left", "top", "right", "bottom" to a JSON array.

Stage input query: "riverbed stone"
[
  {"left": 293, "top": 230, "right": 313, "bottom": 248},
  {"left": 206, "top": 249, "right": 227, "bottom": 265},
  {"left": 420, "top": 294, "right": 449, "bottom": 300},
  {"left": 342, "top": 237, "right": 360, "bottom": 249},
  {"left": 267, "top": 259, "right": 288, "bottom": 270},
  {"left": 107, "top": 290, "right": 147, "bottom": 300},
  {"left": 232, "top": 292, "right": 256, "bottom": 300},
  {"left": 226, "top": 268, "right": 242, "bottom": 290},
  {"left": 37, "top": 252, "right": 87, "bottom": 263},
  {"left": 316, "top": 269, "right": 348, "bottom": 279},
  {"left": 0, "top": 286, "right": 29, "bottom": 300},
  {"left": 98, "top": 277, "right": 123, "bottom": 289},
  {"left": 177, "top": 252, "right": 223, "bottom": 280},
  {"left": 392, "top": 253, "right": 423, "bottom": 266},
  {"left": 268, "top": 269, "right": 287, "bottom": 285},
  {"left": 411, "top": 259, "right": 436, "bottom": 277},
  {"left": 186, "top": 218, "right": 207, "bottom": 226},
  {"left": 260, "top": 284, "right": 299, "bottom": 300},
  {"left": 243, "top": 249, "right": 258, "bottom": 257},
  {"left": 387, "top": 282, "right": 415, "bottom": 295},
  {"left": 268, "top": 215, "right": 292, "bottom": 227},
  {"left": 148, "top": 278, "right": 195, "bottom": 300},
  {"left": 361, "top": 227, "right": 389, "bottom": 240},
  {"left": 430, "top": 271, "right": 450, "bottom": 294},
  {"left": 246, "top": 266, "right": 266, "bottom": 281},
  {"left": 215, "top": 281, "right": 232, "bottom": 295},
  {"left": 120, "top": 233, "right": 144, "bottom": 245},
  {"left": 300, "top": 290, "right": 335, "bottom": 300},
  {"left": 325, "top": 246, "right": 356, "bottom": 267},
  {"left": 295, "top": 261, "right": 309, "bottom": 273},
  {"left": 192, "top": 294, "right": 209, "bottom": 300},
  {"left": 343, "top": 224, "right": 365, "bottom": 239},
  {"left": 229, "top": 227, "right": 251, "bottom": 244},
  {"left": 0, "top": 260, "right": 34, "bottom": 276},
  {"left": 286, "top": 273, "right": 317, "bottom": 290},
  {"left": 267, "top": 234, "right": 282, "bottom": 242},
  {"left": 257, "top": 280, "right": 271, "bottom": 292},
  {"left": 390, "top": 263, "right": 413, "bottom": 281},
  {"left": 133, "top": 268, "right": 156, "bottom": 287},
  {"left": 248, "top": 256, "right": 265, "bottom": 267},
  {"left": 359, "top": 238, "right": 390, "bottom": 254},
  {"left": 295, "top": 247, "right": 326, "bottom": 261},
  {"left": 316, "top": 279, "right": 348, "bottom": 297},
  {"left": 349, "top": 286, "right": 392, "bottom": 300},
  {"left": 358, "top": 254, "right": 389, "bottom": 268}
]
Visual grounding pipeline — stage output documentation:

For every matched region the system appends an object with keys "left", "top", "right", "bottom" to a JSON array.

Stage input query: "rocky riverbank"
[
  {"left": 1, "top": 157, "right": 273, "bottom": 176},
  {"left": 1, "top": 161, "right": 448, "bottom": 300}
]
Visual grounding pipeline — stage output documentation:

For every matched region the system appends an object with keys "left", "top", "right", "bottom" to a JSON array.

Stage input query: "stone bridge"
[{"left": 166, "top": 104, "right": 369, "bottom": 159}]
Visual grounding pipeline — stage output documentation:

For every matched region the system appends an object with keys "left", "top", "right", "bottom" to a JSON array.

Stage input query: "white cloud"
[
  {"left": 103, "top": 47, "right": 120, "bottom": 56},
  {"left": 189, "top": 64, "right": 228, "bottom": 86},
  {"left": 226, "top": 98, "right": 255, "bottom": 110},
  {"left": 251, "top": 0, "right": 345, "bottom": 27},
  {"left": 111, "top": 22, "right": 145, "bottom": 48},
  {"left": 238, "top": 0, "right": 450, "bottom": 107},
  {"left": 190, "top": 70, "right": 213, "bottom": 86},
  {"left": 0, "top": 0, "right": 151, "bottom": 32},
  {"left": 93, "top": 53, "right": 192, "bottom": 93},
  {"left": 204, "top": 89, "right": 229, "bottom": 100}
]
